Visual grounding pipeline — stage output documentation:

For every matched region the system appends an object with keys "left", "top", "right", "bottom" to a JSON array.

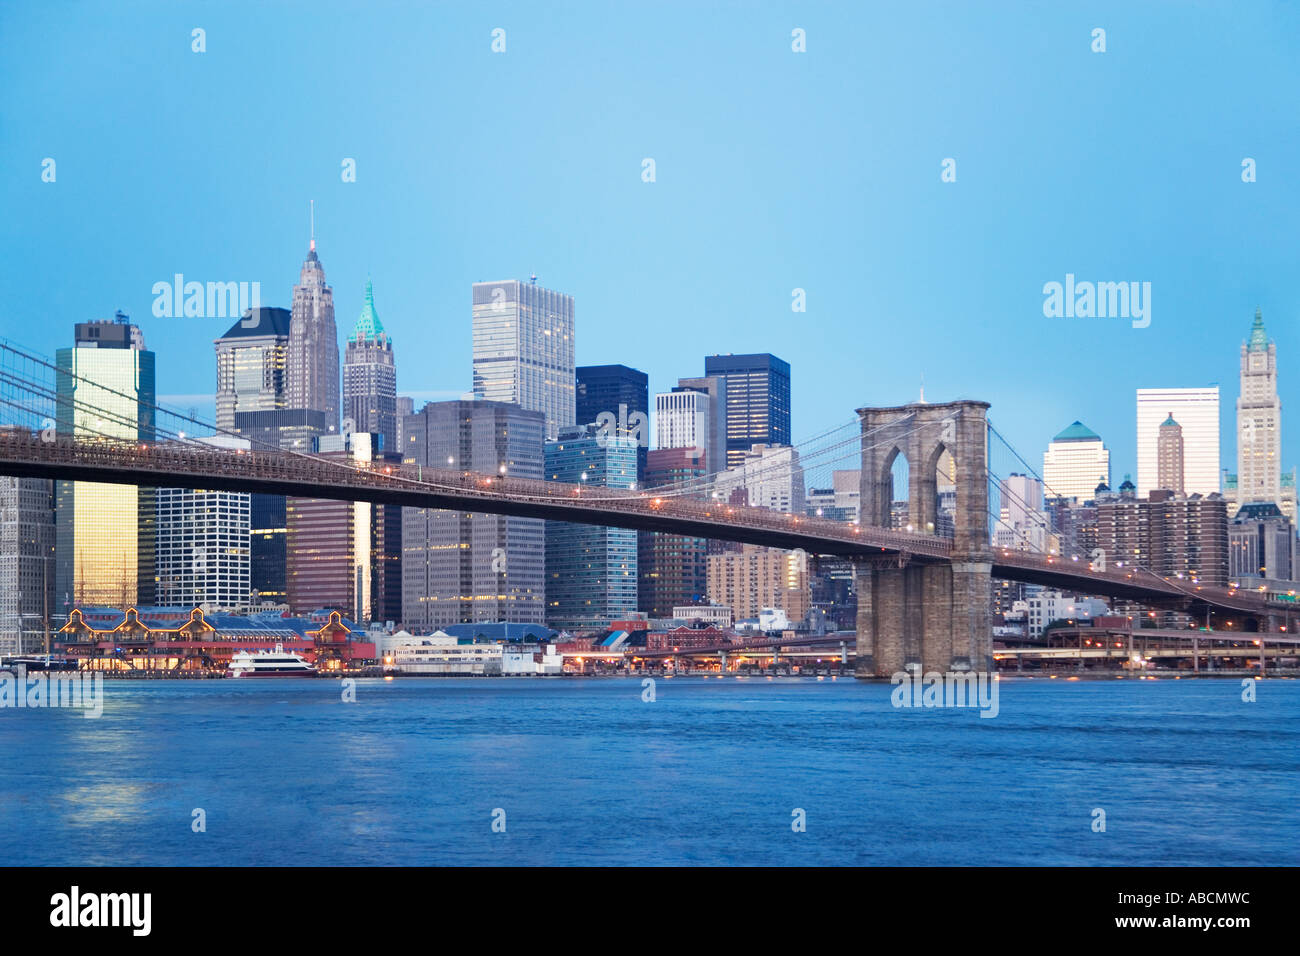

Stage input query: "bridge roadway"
[{"left": 0, "top": 431, "right": 1286, "bottom": 619}]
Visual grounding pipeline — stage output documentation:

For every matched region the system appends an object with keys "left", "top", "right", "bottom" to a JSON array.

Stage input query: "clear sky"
[{"left": 2, "top": 0, "right": 1297, "bottom": 482}]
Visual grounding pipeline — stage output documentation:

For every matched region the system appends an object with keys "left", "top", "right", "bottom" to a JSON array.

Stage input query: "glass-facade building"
[
  {"left": 55, "top": 318, "right": 156, "bottom": 611},
  {"left": 472, "top": 279, "right": 575, "bottom": 440},
  {"left": 401, "top": 400, "right": 546, "bottom": 629},
  {"left": 638, "top": 448, "right": 709, "bottom": 618},
  {"left": 576, "top": 364, "right": 648, "bottom": 481},
  {"left": 703, "top": 353, "right": 791, "bottom": 470},
  {"left": 544, "top": 424, "right": 638, "bottom": 629},
  {"left": 214, "top": 307, "right": 291, "bottom": 432}
]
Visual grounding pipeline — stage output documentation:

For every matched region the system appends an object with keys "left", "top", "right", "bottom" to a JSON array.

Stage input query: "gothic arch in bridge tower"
[{"left": 855, "top": 400, "right": 993, "bottom": 678}]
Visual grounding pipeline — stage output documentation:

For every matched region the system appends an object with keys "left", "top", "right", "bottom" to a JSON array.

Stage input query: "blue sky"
[{"left": 2, "top": 0, "right": 1297, "bottom": 481}]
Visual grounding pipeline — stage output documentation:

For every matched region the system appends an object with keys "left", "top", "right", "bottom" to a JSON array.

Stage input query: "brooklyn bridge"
[{"left": 0, "top": 340, "right": 1289, "bottom": 678}]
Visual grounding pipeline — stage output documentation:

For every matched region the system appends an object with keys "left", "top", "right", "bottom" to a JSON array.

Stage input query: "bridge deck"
[{"left": 0, "top": 432, "right": 1285, "bottom": 617}]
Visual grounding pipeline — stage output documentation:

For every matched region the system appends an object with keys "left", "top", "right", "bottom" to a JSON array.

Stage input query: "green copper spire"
[
  {"left": 353, "top": 278, "right": 385, "bottom": 341},
  {"left": 1247, "top": 307, "right": 1268, "bottom": 351}
]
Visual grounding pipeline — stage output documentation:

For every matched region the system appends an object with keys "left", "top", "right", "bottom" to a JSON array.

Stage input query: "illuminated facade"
[
  {"left": 287, "top": 432, "right": 402, "bottom": 623},
  {"left": 705, "top": 545, "right": 810, "bottom": 626},
  {"left": 703, "top": 353, "right": 791, "bottom": 470},
  {"left": 0, "top": 468, "right": 55, "bottom": 655},
  {"left": 54, "top": 316, "right": 156, "bottom": 611},
  {"left": 155, "top": 437, "right": 251, "bottom": 611},
  {"left": 401, "top": 400, "right": 546, "bottom": 629}
]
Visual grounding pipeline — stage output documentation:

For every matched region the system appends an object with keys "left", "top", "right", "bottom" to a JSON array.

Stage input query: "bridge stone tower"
[{"left": 854, "top": 400, "right": 992, "bottom": 678}]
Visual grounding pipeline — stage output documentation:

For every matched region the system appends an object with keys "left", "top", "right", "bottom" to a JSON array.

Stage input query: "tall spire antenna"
[{"left": 310, "top": 199, "right": 315, "bottom": 252}]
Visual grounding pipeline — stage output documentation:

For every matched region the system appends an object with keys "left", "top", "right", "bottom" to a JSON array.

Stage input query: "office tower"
[
  {"left": 343, "top": 280, "right": 397, "bottom": 452},
  {"left": 1136, "top": 387, "right": 1219, "bottom": 496},
  {"left": 1229, "top": 503, "right": 1295, "bottom": 583},
  {"left": 0, "top": 466, "right": 55, "bottom": 655},
  {"left": 155, "top": 438, "right": 250, "bottom": 610},
  {"left": 213, "top": 307, "right": 291, "bottom": 432},
  {"left": 655, "top": 387, "right": 712, "bottom": 467},
  {"left": 577, "top": 364, "right": 648, "bottom": 481},
  {"left": 674, "top": 375, "right": 728, "bottom": 479},
  {"left": 712, "top": 443, "right": 805, "bottom": 513},
  {"left": 1042, "top": 421, "right": 1111, "bottom": 501},
  {"left": 705, "top": 545, "right": 810, "bottom": 626},
  {"left": 402, "top": 400, "right": 545, "bottom": 629},
  {"left": 248, "top": 490, "right": 287, "bottom": 606},
  {"left": 231, "top": 408, "right": 331, "bottom": 605},
  {"left": 1156, "top": 414, "right": 1185, "bottom": 494},
  {"left": 638, "top": 448, "right": 709, "bottom": 619},
  {"left": 287, "top": 432, "right": 401, "bottom": 622},
  {"left": 703, "top": 353, "right": 791, "bottom": 469},
  {"left": 1235, "top": 309, "right": 1283, "bottom": 508},
  {"left": 288, "top": 235, "right": 340, "bottom": 429},
  {"left": 543, "top": 424, "right": 638, "bottom": 629},
  {"left": 55, "top": 315, "right": 156, "bottom": 610},
  {"left": 472, "top": 278, "right": 575, "bottom": 440}
]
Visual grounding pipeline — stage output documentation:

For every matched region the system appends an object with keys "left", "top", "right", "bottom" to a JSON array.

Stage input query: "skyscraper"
[
  {"left": 401, "top": 400, "right": 546, "bottom": 629},
  {"left": 287, "top": 432, "right": 401, "bottom": 622},
  {"left": 0, "top": 463, "right": 54, "bottom": 655},
  {"left": 676, "top": 375, "right": 728, "bottom": 477},
  {"left": 1235, "top": 309, "right": 1282, "bottom": 508},
  {"left": 1136, "top": 387, "right": 1219, "bottom": 497},
  {"left": 703, "top": 353, "right": 791, "bottom": 469},
  {"left": 544, "top": 424, "right": 638, "bottom": 629},
  {"left": 55, "top": 315, "right": 156, "bottom": 610},
  {"left": 343, "top": 280, "right": 397, "bottom": 452},
  {"left": 655, "top": 387, "right": 712, "bottom": 468},
  {"left": 214, "top": 307, "right": 291, "bottom": 432},
  {"left": 288, "top": 235, "right": 339, "bottom": 429},
  {"left": 472, "top": 278, "right": 575, "bottom": 440},
  {"left": 576, "top": 364, "right": 648, "bottom": 480},
  {"left": 155, "top": 437, "right": 250, "bottom": 611},
  {"left": 1157, "top": 414, "right": 1185, "bottom": 495},
  {"left": 1042, "top": 421, "right": 1111, "bottom": 501},
  {"left": 638, "top": 448, "right": 709, "bottom": 618}
]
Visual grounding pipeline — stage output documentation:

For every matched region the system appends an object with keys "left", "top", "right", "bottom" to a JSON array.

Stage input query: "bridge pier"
[{"left": 854, "top": 401, "right": 993, "bottom": 678}]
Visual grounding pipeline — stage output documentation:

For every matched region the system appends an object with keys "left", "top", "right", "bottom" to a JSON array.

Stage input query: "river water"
[{"left": 0, "top": 675, "right": 1295, "bottom": 866}]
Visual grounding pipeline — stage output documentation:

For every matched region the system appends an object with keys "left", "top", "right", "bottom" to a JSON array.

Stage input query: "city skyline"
[{"left": 3, "top": 3, "right": 1296, "bottom": 484}]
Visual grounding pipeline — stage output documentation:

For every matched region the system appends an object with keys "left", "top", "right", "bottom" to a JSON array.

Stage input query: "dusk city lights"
[{"left": 0, "top": 0, "right": 1294, "bottom": 935}]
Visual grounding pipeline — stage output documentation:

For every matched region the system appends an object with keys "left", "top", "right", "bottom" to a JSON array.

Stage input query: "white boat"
[{"left": 227, "top": 644, "right": 316, "bottom": 678}]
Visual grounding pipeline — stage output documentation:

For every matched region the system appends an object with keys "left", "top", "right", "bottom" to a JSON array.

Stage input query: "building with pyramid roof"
[
  {"left": 1043, "top": 421, "right": 1111, "bottom": 501},
  {"left": 343, "top": 279, "right": 397, "bottom": 452}
]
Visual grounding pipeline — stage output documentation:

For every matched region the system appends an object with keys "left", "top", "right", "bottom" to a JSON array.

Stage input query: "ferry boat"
[
  {"left": 227, "top": 645, "right": 317, "bottom": 678},
  {"left": 1, "top": 655, "right": 79, "bottom": 673}
]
